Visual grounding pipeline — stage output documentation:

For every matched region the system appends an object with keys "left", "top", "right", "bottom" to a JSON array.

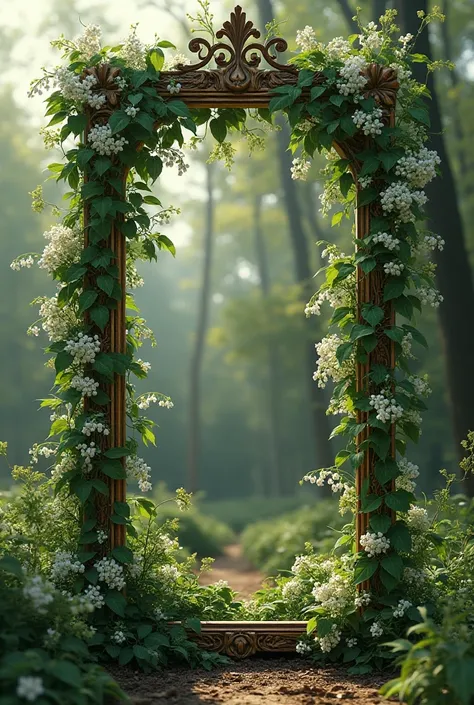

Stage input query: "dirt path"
[
  {"left": 199, "top": 544, "right": 265, "bottom": 598},
  {"left": 114, "top": 659, "right": 392, "bottom": 704}
]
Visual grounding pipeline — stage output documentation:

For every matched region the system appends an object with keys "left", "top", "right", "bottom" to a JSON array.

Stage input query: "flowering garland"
[{"left": 14, "top": 4, "right": 449, "bottom": 671}]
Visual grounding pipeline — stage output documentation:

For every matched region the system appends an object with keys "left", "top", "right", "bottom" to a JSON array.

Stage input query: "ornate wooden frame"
[{"left": 84, "top": 5, "right": 398, "bottom": 656}]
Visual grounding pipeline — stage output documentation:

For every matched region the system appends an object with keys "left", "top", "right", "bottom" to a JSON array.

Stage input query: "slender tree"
[
  {"left": 187, "top": 162, "right": 215, "bottom": 492},
  {"left": 256, "top": 0, "right": 334, "bottom": 474},
  {"left": 253, "top": 194, "right": 283, "bottom": 495},
  {"left": 396, "top": 0, "right": 474, "bottom": 492}
]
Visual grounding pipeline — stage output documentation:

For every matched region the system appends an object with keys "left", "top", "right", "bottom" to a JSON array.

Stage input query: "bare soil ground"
[
  {"left": 113, "top": 659, "right": 392, "bottom": 704},
  {"left": 198, "top": 544, "right": 266, "bottom": 598}
]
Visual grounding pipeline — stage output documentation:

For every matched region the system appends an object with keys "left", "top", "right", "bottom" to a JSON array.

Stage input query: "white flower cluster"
[
  {"left": 354, "top": 591, "right": 371, "bottom": 609},
  {"left": 95, "top": 557, "right": 125, "bottom": 590},
  {"left": 401, "top": 333, "right": 414, "bottom": 359},
  {"left": 38, "top": 224, "right": 81, "bottom": 274},
  {"left": 77, "top": 441, "right": 99, "bottom": 473},
  {"left": 312, "top": 574, "right": 352, "bottom": 617},
  {"left": 281, "top": 578, "right": 305, "bottom": 601},
  {"left": 126, "top": 262, "right": 144, "bottom": 289},
  {"left": 369, "top": 390, "right": 404, "bottom": 423},
  {"left": 97, "top": 530, "right": 108, "bottom": 545},
  {"left": 158, "top": 564, "right": 180, "bottom": 590},
  {"left": 167, "top": 81, "right": 182, "bottom": 95},
  {"left": 11, "top": 256, "right": 35, "bottom": 270},
  {"left": 407, "top": 505, "right": 430, "bottom": 532},
  {"left": 370, "top": 621, "right": 384, "bottom": 638},
  {"left": 81, "top": 584, "right": 104, "bottom": 610},
  {"left": 325, "top": 37, "right": 352, "bottom": 60},
  {"left": 372, "top": 232, "right": 400, "bottom": 251},
  {"left": 16, "top": 676, "right": 45, "bottom": 702},
  {"left": 314, "top": 334, "right": 352, "bottom": 388},
  {"left": 380, "top": 182, "right": 427, "bottom": 223},
  {"left": 383, "top": 261, "right": 405, "bottom": 276},
  {"left": 125, "top": 105, "right": 139, "bottom": 118},
  {"left": 82, "top": 418, "right": 109, "bottom": 436},
  {"left": 29, "top": 444, "right": 57, "bottom": 463},
  {"left": 352, "top": 107, "right": 384, "bottom": 136},
  {"left": 128, "top": 554, "right": 143, "bottom": 579},
  {"left": 423, "top": 234, "right": 445, "bottom": 252},
  {"left": 55, "top": 67, "right": 105, "bottom": 109},
  {"left": 395, "top": 147, "right": 441, "bottom": 189},
  {"left": 304, "top": 469, "right": 350, "bottom": 494},
  {"left": 51, "top": 453, "right": 76, "bottom": 482},
  {"left": 112, "top": 630, "right": 127, "bottom": 644},
  {"left": 296, "top": 641, "right": 312, "bottom": 655},
  {"left": 75, "top": 24, "right": 102, "bottom": 58},
  {"left": 120, "top": 25, "right": 147, "bottom": 69},
  {"left": 359, "top": 22, "right": 383, "bottom": 51},
  {"left": 393, "top": 599, "right": 412, "bottom": 618},
  {"left": 347, "top": 637, "right": 358, "bottom": 648},
  {"left": 417, "top": 286, "right": 444, "bottom": 308},
  {"left": 409, "top": 375, "right": 431, "bottom": 397},
  {"left": 404, "top": 566, "right": 427, "bottom": 585},
  {"left": 70, "top": 375, "right": 99, "bottom": 398},
  {"left": 360, "top": 531, "right": 391, "bottom": 558},
  {"left": 65, "top": 333, "right": 101, "bottom": 365},
  {"left": 164, "top": 53, "right": 191, "bottom": 70},
  {"left": 154, "top": 607, "right": 168, "bottom": 621},
  {"left": 39, "top": 294, "right": 77, "bottom": 341},
  {"left": 50, "top": 551, "right": 85, "bottom": 583},
  {"left": 126, "top": 455, "right": 152, "bottom": 492},
  {"left": 88, "top": 124, "right": 128, "bottom": 156},
  {"left": 23, "top": 576, "right": 55, "bottom": 614},
  {"left": 291, "top": 157, "right": 311, "bottom": 181},
  {"left": 315, "top": 624, "right": 342, "bottom": 653},
  {"left": 158, "top": 147, "right": 189, "bottom": 176},
  {"left": 337, "top": 56, "right": 367, "bottom": 96},
  {"left": 296, "top": 25, "right": 318, "bottom": 52},
  {"left": 396, "top": 457, "right": 420, "bottom": 493},
  {"left": 137, "top": 359, "right": 151, "bottom": 373}
]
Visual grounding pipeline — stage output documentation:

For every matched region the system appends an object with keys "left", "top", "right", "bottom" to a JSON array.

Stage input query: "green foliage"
[{"left": 241, "top": 501, "right": 343, "bottom": 574}]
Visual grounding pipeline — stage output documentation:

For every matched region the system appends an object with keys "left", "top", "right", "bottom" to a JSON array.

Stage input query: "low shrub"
[
  {"left": 241, "top": 500, "right": 343, "bottom": 574},
  {"left": 201, "top": 495, "right": 315, "bottom": 534}
]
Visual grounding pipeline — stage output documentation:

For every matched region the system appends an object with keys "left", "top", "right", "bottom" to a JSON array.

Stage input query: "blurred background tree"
[{"left": 1, "top": 0, "right": 473, "bottom": 518}]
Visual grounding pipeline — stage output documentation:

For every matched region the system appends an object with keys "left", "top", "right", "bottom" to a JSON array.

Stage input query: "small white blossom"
[
  {"left": 393, "top": 599, "right": 412, "bottom": 618},
  {"left": 112, "top": 630, "right": 126, "bottom": 644},
  {"left": 16, "top": 676, "right": 45, "bottom": 702},
  {"left": 296, "top": 641, "right": 312, "bottom": 655},
  {"left": 383, "top": 261, "right": 405, "bottom": 276},
  {"left": 83, "top": 584, "right": 105, "bottom": 610},
  {"left": 417, "top": 286, "right": 444, "bottom": 308},
  {"left": 316, "top": 624, "right": 342, "bottom": 653},
  {"left": 395, "top": 147, "right": 440, "bottom": 189},
  {"left": 126, "top": 455, "right": 152, "bottom": 492},
  {"left": 296, "top": 26, "right": 318, "bottom": 52},
  {"left": 360, "top": 531, "right": 390, "bottom": 558},
  {"left": 380, "top": 182, "right": 427, "bottom": 222},
  {"left": 65, "top": 333, "right": 101, "bottom": 366},
  {"left": 352, "top": 107, "right": 384, "bottom": 136},
  {"left": 23, "top": 576, "right": 55, "bottom": 614},
  {"left": 369, "top": 390, "right": 404, "bottom": 423},
  {"left": 347, "top": 637, "right": 358, "bottom": 648},
  {"left": 95, "top": 557, "right": 126, "bottom": 590},
  {"left": 75, "top": 24, "right": 102, "bottom": 59},
  {"left": 70, "top": 375, "right": 99, "bottom": 398},
  {"left": 370, "top": 621, "right": 384, "bottom": 638},
  {"left": 337, "top": 56, "right": 367, "bottom": 96},
  {"left": 291, "top": 157, "right": 311, "bottom": 181},
  {"left": 372, "top": 232, "right": 400, "bottom": 251},
  {"left": 407, "top": 505, "right": 430, "bottom": 532},
  {"left": 50, "top": 552, "right": 85, "bottom": 583}
]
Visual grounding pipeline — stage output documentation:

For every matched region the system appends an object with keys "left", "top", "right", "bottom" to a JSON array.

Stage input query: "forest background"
[{"left": 1, "top": 0, "right": 473, "bottom": 514}]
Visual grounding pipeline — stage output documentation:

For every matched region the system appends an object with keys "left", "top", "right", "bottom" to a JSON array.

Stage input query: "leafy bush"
[
  {"left": 0, "top": 553, "right": 125, "bottom": 705},
  {"left": 382, "top": 607, "right": 474, "bottom": 705},
  {"left": 201, "top": 495, "right": 315, "bottom": 534},
  {"left": 241, "top": 500, "right": 343, "bottom": 574}
]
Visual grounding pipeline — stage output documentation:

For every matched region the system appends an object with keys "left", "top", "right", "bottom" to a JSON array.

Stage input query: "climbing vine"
[{"left": 8, "top": 3, "right": 456, "bottom": 675}]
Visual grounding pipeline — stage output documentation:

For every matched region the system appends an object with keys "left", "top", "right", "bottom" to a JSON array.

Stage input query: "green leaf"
[
  {"left": 370, "top": 514, "right": 392, "bottom": 534},
  {"left": 332, "top": 211, "right": 344, "bottom": 227},
  {"left": 336, "top": 341, "right": 353, "bottom": 365},
  {"left": 105, "top": 589, "right": 127, "bottom": 616},
  {"left": 379, "top": 567, "right": 399, "bottom": 592},
  {"left": 350, "top": 324, "right": 374, "bottom": 341},
  {"left": 446, "top": 658, "right": 474, "bottom": 705},
  {"left": 77, "top": 148, "right": 95, "bottom": 168},
  {"left": 185, "top": 618, "right": 201, "bottom": 634},
  {"left": 93, "top": 354, "right": 114, "bottom": 379},
  {"left": 310, "top": 85, "right": 326, "bottom": 101},
  {"left": 90, "top": 305, "right": 110, "bottom": 330},
  {"left": 340, "top": 114, "right": 358, "bottom": 136},
  {"left": 111, "top": 545, "right": 134, "bottom": 564},
  {"left": 210, "top": 117, "right": 227, "bottom": 143},
  {"left": 114, "top": 501, "right": 130, "bottom": 518},
  {"left": 384, "top": 277, "right": 406, "bottom": 302},
  {"left": 0, "top": 555, "right": 23, "bottom": 578},
  {"left": 146, "top": 155, "right": 163, "bottom": 182},
  {"left": 101, "top": 461, "right": 127, "bottom": 479},
  {"left": 379, "top": 151, "right": 401, "bottom": 172},
  {"left": 97, "top": 274, "right": 115, "bottom": 296},
  {"left": 370, "top": 364, "right": 389, "bottom": 385},
  {"left": 408, "top": 106, "right": 430, "bottom": 127},
  {"left": 48, "top": 660, "right": 82, "bottom": 688},
  {"left": 354, "top": 557, "right": 378, "bottom": 585},
  {"left": 109, "top": 110, "right": 131, "bottom": 134},
  {"left": 167, "top": 100, "right": 190, "bottom": 118},
  {"left": 381, "top": 553, "right": 403, "bottom": 579},
  {"left": 339, "top": 172, "right": 354, "bottom": 198},
  {"left": 133, "top": 644, "right": 151, "bottom": 662},
  {"left": 72, "top": 479, "right": 93, "bottom": 504},
  {"left": 94, "top": 157, "right": 112, "bottom": 176},
  {"left": 104, "top": 447, "right": 130, "bottom": 459},
  {"left": 92, "top": 196, "right": 113, "bottom": 221},
  {"left": 118, "top": 647, "right": 134, "bottom": 665},
  {"left": 78, "top": 289, "right": 98, "bottom": 314},
  {"left": 55, "top": 350, "right": 74, "bottom": 373},
  {"left": 357, "top": 187, "right": 378, "bottom": 207},
  {"left": 375, "top": 459, "right": 399, "bottom": 485},
  {"left": 385, "top": 489, "right": 412, "bottom": 513},
  {"left": 361, "top": 494, "right": 382, "bottom": 513},
  {"left": 360, "top": 156, "right": 380, "bottom": 177},
  {"left": 387, "top": 522, "right": 412, "bottom": 553},
  {"left": 148, "top": 48, "right": 165, "bottom": 71}
]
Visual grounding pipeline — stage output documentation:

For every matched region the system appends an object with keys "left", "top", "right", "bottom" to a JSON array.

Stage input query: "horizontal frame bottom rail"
[{"left": 181, "top": 621, "right": 307, "bottom": 659}]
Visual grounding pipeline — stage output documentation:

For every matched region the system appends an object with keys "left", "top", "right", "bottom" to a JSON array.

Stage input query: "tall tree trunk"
[
  {"left": 334, "top": 0, "right": 359, "bottom": 34},
  {"left": 398, "top": 0, "right": 474, "bottom": 492},
  {"left": 257, "top": 0, "right": 334, "bottom": 474},
  {"left": 373, "top": 0, "right": 387, "bottom": 22},
  {"left": 187, "top": 163, "right": 215, "bottom": 493},
  {"left": 254, "top": 195, "right": 283, "bottom": 496},
  {"left": 439, "top": 0, "right": 470, "bottom": 184}
]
